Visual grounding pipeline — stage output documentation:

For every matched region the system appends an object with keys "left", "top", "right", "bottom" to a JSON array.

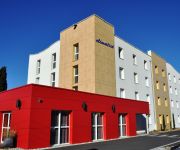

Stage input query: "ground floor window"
[
  {"left": 119, "top": 114, "right": 127, "bottom": 137},
  {"left": 92, "top": 113, "right": 103, "bottom": 141},
  {"left": 50, "top": 111, "right": 70, "bottom": 145},
  {"left": 1, "top": 112, "right": 11, "bottom": 142}
]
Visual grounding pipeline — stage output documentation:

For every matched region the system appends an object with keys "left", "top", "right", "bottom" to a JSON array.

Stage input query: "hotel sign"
[{"left": 96, "top": 39, "right": 114, "bottom": 49}]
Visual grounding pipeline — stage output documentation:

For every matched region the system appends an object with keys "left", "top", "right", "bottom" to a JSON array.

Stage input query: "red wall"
[{"left": 0, "top": 84, "right": 149, "bottom": 149}]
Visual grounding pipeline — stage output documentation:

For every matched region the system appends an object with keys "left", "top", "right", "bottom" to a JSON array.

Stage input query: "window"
[
  {"left": 52, "top": 53, "right": 56, "bottom": 69},
  {"left": 51, "top": 72, "right": 55, "bottom": 87},
  {"left": 170, "top": 86, "right": 173, "bottom": 94},
  {"left": 50, "top": 111, "right": 70, "bottom": 145},
  {"left": 144, "top": 60, "right": 148, "bottom": 70},
  {"left": 119, "top": 114, "right": 127, "bottom": 137},
  {"left": 135, "top": 91, "right": 139, "bottom": 100},
  {"left": 178, "top": 115, "right": 180, "bottom": 123},
  {"left": 166, "top": 115, "right": 169, "bottom": 124},
  {"left": 36, "top": 59, "right": 41, "bottom": 75},
  {"left": 165, "top": 98, "right": 168, "bottom": 107},
  {"left": 146, "top": 94, "right": 150, "bottom": 104},
  {"left": 1, "top": 112, "right": 11, "bottom": 142},
  {"left": 162, "top": 69, "right": 165, "bottom": 77},
  {"left": 133, "top": 54, "right": 137, "bottom": 65},
  {"left": 171, "top": 100, "right": 174, "bottom": 107},
  {"left": 156, "top": 81, "right": 160, "bottom": 90},
  {"left": 35, "top": 77, "right": 40, "bottom": 84},
  {"left": 120, "top": 88, "right": 125, "bottom": 98},
  {"left": 134, "top": 73, "right": 138, "bottom": 84},
  {"left": 163, "top": 83, "right": 166, "bottom": 92},
  {"left": 73, "top": 43, "right": 79, "bottom": 61},
  {"left": 155, "top": 66, "right": 158, "bottom": 74},
  {"left": 174, "top": 76, "right": 176, "bottom": 83},
  {"left": 73, "top": 65, "right": 78, "bottom": 84},
  {"left": 149, "top": 115, "right": 152, "bottom": 124},
  {"left": 118, "top": 47, "right": 124, "bottom": 59},
  {"left": 168, "top": 73, "right": 171, "bottom": 80},
  {"left": 158, "top": 97, "right": 161, "bottom": 106},
  {"left": 92, "top": 113, "right": 103, "bottom": 141},
  {"left": 159, "top": 115, "right": 162, "bottom": 125},
  {"left": 175, "top": 88, "right": 178, "bottom": 95},
  {"left": 179, "top": 78, "right": 180, "bottom": 84},
  {"left": 145, "top": 77, "right": 149, "bottom": 87},
  {"left": 119, "top": 67, "right": 125, "bottom": 79},
  {"left": 177, "top": 101, "right": 179, "bottom": 108},
  {"left": 72, "top": 86, "right": 78, "bottom": 91}
]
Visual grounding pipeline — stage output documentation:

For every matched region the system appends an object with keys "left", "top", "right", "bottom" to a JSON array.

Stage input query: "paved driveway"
[{"left": 48, "top": 130, "right": 180, "bottom": 150}]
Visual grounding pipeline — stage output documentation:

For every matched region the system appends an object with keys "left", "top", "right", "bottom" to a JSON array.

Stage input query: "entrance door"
[
  {"left": 119, "top": 114, "right": 127, "bottom": 137},
  {"left": 1, "top": 112, "right": 11, "bottom": 142},
  {"left": 50, "top": 111, "right": 70, "bottom": 145}
]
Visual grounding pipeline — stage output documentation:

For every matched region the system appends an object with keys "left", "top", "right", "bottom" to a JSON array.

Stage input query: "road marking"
[
  {"left": 157, "top": 135, "right": 167, "bottom": 137},
  {"left": 150, "top": 139, "right": 180, "bottom": 150},
  {"left": 168, "top": 135, "right": 179, "bottom": 138}
]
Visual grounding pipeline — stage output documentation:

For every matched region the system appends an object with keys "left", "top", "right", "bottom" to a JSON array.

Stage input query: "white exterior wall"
[
  {"left": 166, "top": 63, "right": 180, "bottom": 128},
  {"left": 27, "top": 40, "right": 60, "bottom": 87},
  {"left": 115, "top": 36, "right": 156, "bottom": 131}
]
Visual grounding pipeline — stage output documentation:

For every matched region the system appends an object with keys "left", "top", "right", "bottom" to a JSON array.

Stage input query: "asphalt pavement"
[{"left": 48, "top": 130, "right": 180, "bottom": 150}]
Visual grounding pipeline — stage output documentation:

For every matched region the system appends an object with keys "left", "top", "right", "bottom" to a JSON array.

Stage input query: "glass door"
[
  {"left": 1, "top": 112, "right": 11, "bottom": 142},
  {"left": 50, "top": 111, "right": 69, "bottom": 145},
  {"left": 119, "top": 114, "right": 127, "bottom": 137}
]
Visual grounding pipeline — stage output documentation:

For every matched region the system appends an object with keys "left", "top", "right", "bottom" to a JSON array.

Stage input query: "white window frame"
[
  {"left": 177, "top": 101, "right": 179, "bottom": 108},
  {"left": 92, "top": 113, "right": 103, "bottom": 141},
  {"left": 168, "top": 73, "right": 171, "bottom": 81},
  {"left": 145, "top": 77, "right": 149, "bottom": 87},
  {"left": 35, "top": 77, "right": 40, "bottom": 84},
  {"left": 74, "top": 44, "right": 79, "bottom": 61},
  {"left": 73, "top": 65, "right": 78, "bottom": 84},
  {"left": 156, "top": 81, "right": 159, "bottom": 90},
  {"left": 52, "top": 53, "right": 56, "bottom": 69},
  {"left": 144, "top": 60, "right": 148, "bottom": 70},
  {"left": 171, "top": 100, "right": 174, "bottom": 107},
  {"left": 133, "top": 54, "right": 137, "bottom": 65},
  {"left": 118, "top": 47, "right": 124, "bottom": 59},
  {"left": 119, "top": 67, "right": 125, "bottom": 79},
  {"left": 51, "top": 72, "right": 55, "bottom": 87},
  {"left": 146, "top": 94, "right": 150, "bottom": 104},
  {"left": 134, "top": 73, "right": 138, "bottom": 84},
  {"left": 175, "top": 88, "right": 178, "bottom": 95},
  {"left": 1, "top": 112, "right": 11, "bottom": 143},
  {"left": 120, "top": 88, "right": 125, "bottom": 98},
  {"left": 158, "top": 97, "right": 161, "bottom": 106},
  {"left": 119, "top": 114, "right": 127, "bottom": 137},
  {"left": 178, "top": 115, "right": 180, "bottom": 123},
  {"left": 36, "top": 59, "right": 41, "bottom": 75},
  {"left": 51, "top": 112, "right": 70, "bottom": 145},
  {"left": 170, "top": 86, "right": 173, "bottom": 94},
  {"left": 174, "top": 76, "right": 176, "bottom": 83},
  {"left": 135, "top": 91, "right": 139, "bottom": 100}
]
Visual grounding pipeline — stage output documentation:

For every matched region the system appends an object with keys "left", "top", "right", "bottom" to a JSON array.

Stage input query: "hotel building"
[{"left": 28, "top": 15, "right": 154, "bottom": 132}]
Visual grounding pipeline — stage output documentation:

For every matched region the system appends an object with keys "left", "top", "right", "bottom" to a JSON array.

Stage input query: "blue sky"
[{"left": 0, "top": 0, "right": 179, "bottom": 89}]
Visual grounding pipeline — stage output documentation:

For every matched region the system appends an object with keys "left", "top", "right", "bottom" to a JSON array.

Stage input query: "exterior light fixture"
[
  {"left": 37, "top": 99, "right": 43, "bottom": 103},
  {"left": 112, "top": 104, "right": 116, "bottom": 113},
  {"left": 16, "top": 99, "right": 22, "bottom": 110},
  {"left": 82, "top": 102, "right": 88, "bottom": 112},
  {"left": 73, "top": 24, "right": 77, "bottom": 29}
]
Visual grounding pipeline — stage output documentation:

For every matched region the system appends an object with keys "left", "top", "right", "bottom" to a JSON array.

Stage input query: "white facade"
[
  {"left": 27, "top": 40, "right": 60, "bottom": 87},
  {"left": 115, "top": 36, "right": 156, "bottom": 131},
  {"left": 166, "top": 63, "right": 180, "bottom": 128}
]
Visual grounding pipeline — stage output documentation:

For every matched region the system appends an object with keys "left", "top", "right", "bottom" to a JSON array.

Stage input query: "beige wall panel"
[{"left": 150, "top": 52, "right": 171, "bottom": 130}]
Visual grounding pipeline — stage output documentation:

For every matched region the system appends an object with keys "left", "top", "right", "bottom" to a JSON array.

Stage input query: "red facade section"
[{"left": 0, "top": 84, "right": 149, "bottom": 149}]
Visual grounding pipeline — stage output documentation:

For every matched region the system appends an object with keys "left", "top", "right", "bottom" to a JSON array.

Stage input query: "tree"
[{"left": 0, "top": 66, "right": 7, "bottom": 92}]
